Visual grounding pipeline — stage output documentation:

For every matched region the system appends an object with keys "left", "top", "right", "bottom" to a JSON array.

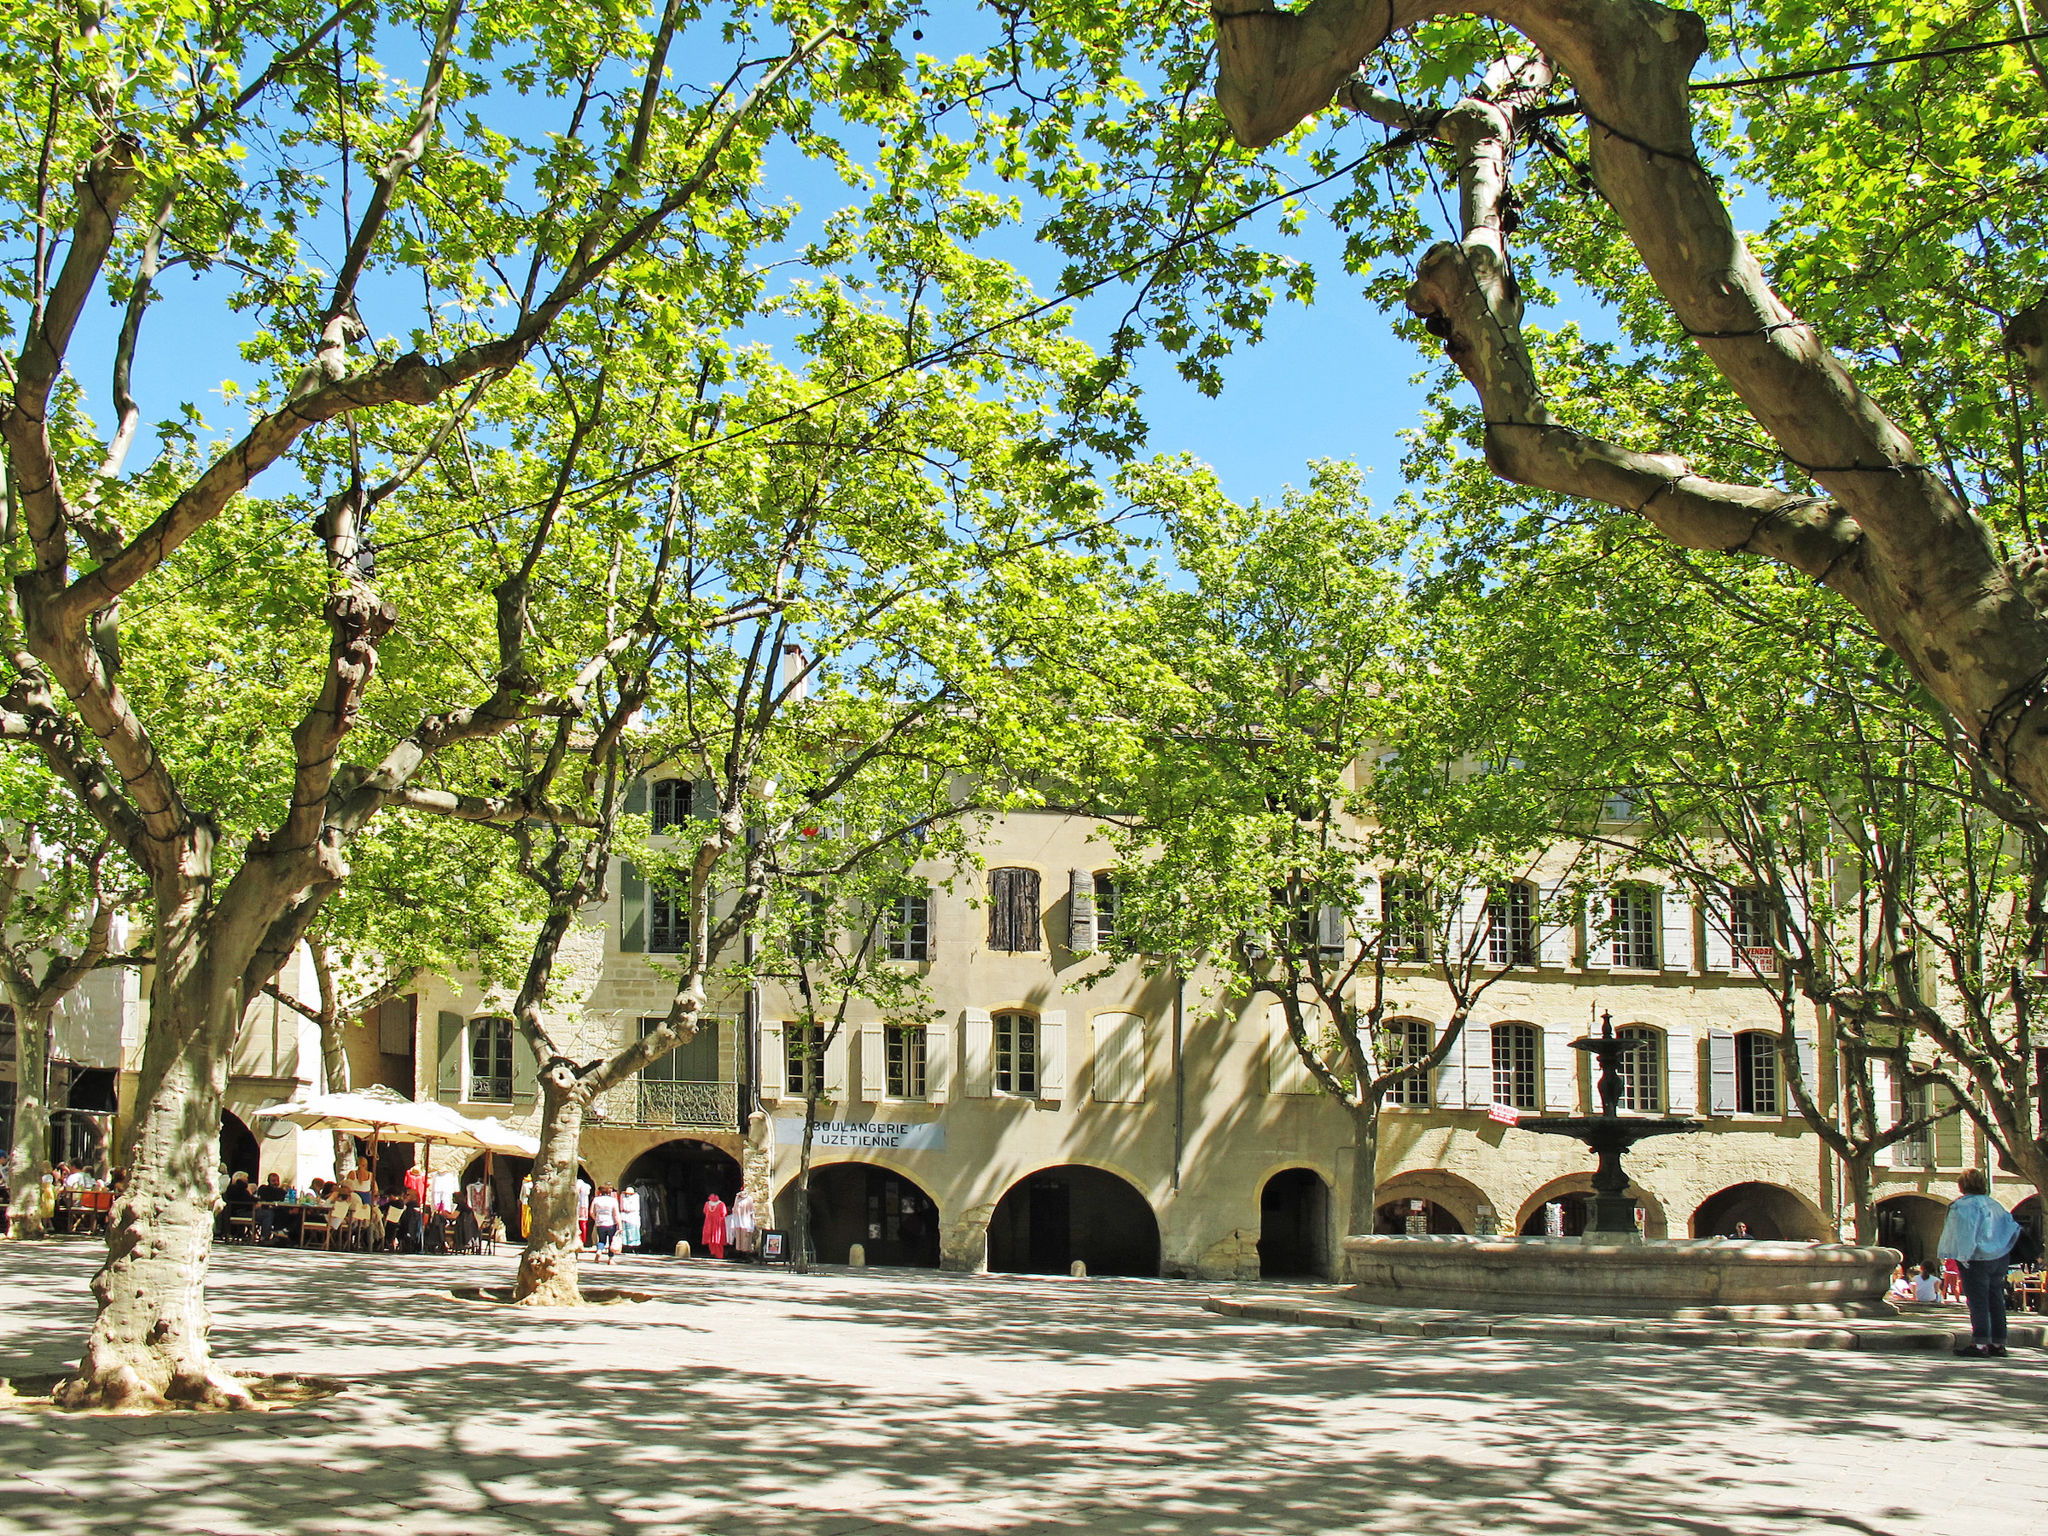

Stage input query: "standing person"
[
  {"left": 1937, "top": 1168, "right": 2022, "bottom": 1358},
  {"left": 618, "top": 1184, "right": 642, "bottom": 1254},
  {"left": 729, "top": 1189, "right": 758, "bottom": 1260},
  {"left": 589, "top": 1185, "right": 620, "bottom": 1267},
  {"left": 576, "top": 1174, "right": 593, "bottom": 1249},
  {"left": 701, "top": 1191, "right": 729, "bottom": 1261}
]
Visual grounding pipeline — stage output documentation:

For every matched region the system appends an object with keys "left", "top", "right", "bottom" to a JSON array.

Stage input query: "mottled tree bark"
[
  {"left": 1346, "top": 1100, "right": 1383, "bottom": 1237},
  {"left": 513, "top": 1074, "right": 588, "bottom": 1306},
  {"left": 4, "top": 1004, "right": 53, "bottom": 1240}
]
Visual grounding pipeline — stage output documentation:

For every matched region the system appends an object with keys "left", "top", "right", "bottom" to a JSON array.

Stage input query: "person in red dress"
[{"left": 701, "top": 1192, "right": 729, "bottom": 1260}]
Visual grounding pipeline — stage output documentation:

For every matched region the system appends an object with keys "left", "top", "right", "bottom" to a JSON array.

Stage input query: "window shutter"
[
  {"left": 1537, "top": 882, "right": 1572, "bottom": 967},
  {"left": 963, "top": 1009, "right": 993, "bottom": 1098},
  {"left": 758, "top": 1022, "right": 785, "bottom": 1100},
  {"left": 1453, "top": 887, "right": 1488, "bottom": 964},
  {"left": 1068, "top": 869, "right": 1096, "bottom": 953},
  {"left": 620, "top": 862, "right": 646, "bottom": 953},
  {"left": 1431, "top": 1021, "right": 1466, "bottom": 1108},
  {"left": 691, "top": 777, "right": 717, "bottom": 822},
  {"left": 1037, "top": 1010, "right": 1067, "bottom": 1102},
  {"left": 1701, "top": 888, "right": 1735, "bottom": 971},
  {"left": 925, "top": 1017, "right": 952, "bottom": 1103},
  {"left": 511, "top": 1025, "right": 537, "bottom": 1104},
  {"left": 435, "top": 1011, "right": 464, "bottom": 1101},
  {"left": 1582, "top": 888, "right": 1611, "bottom": 969},
  {"left": 1465, "top": 1023, "right": 1494, "bottom": 1109},
  {"left": 1932, "top": 1086, "right": 1965, "bottom": 1167},
  {"left": 1266, "top": 1004, "right": 1316, "bottom": 1095},
  {"left": 1091, "top": 1012, "right": 1145, "bottom": 1103},
  {"left": 1542, "top": 1025, "right": 1576, "bottom": 1112},
  {"left": 823, "top": 1028, "right": 848, "bottom": 1100},
  {"left": 1870, "top": 1056, "right": 1896, "bottom": 1166},
  {"left": 1706, "top": 1030, "right": 1737, "bottom": 1116},
  {"left": 1781, "top": 885, "right": 1809, "bottom": 956},
  {"left": 625, "top": 777, "right": 647, "bottom": 818},
  {"left": 1015, "top": 869, "right": 1042, "bottom": 951},
  {"left": 1354, "top": 875, "right": 1378, "bottom": 954},
  {"left": 858, "top": 1022, "right": 886, "bottom": 1101},
  {"left": 1317, "top": 903, "right": 1346, "bottom": 956},
  {"left": 1660, "top": 888, "right": 1695, "bottom": 972},
  {"left": 988, "top": 869, "right": 1011, "bottom": 950},
  {"left": 1792, "top": 1030, "right": 1818, "bottom": 1117},
  {"left": 1665, "top": 1031, "right": 1698, "bottom": 1114}
]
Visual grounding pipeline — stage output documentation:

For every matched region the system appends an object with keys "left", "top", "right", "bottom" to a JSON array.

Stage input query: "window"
[
  {"left": 994, "top": 1010, "right": 1039, "bottom": 1094},
  {"left": 1386, "top": 1018, "right": 1433, "bottom": 1107},
  {"left": 887, "top": 890, "right": 931, "bottom": 961},
  {"left": 469, "top": 1016, "right": 514, "bottom": 1103},
  {"left": 1728, "top": 885, "right": 1774, "bottom": 951},
  {"left": 1600, "top": 789, "right": 1639, "bottom": 822},
  {"left": 1092, "top": 872, "right": 1120, "bottom": 945},
  {"left": 374, "top": 996, "right": 415, "bottom": 1056},
  {"left": 650, "top": 884, "right": 690, "bottom": 953},
  {"left": 1487, "top": 882, "right": 1536, "bottom": 966},
  {"left": 639, "top": 1016, "right": 719, "bottom": 1082},
  {"left": 1616, "top": 1026, "right": 1662, "bottom": 1113},
  {"left": 886, "top": 1025, "right": 927, "bottom": 1099},
  {"left": 1735, "top": 1030, "right": 1779, "bottom": 1115},
  {"left": 1610, "top": 886, "right": 1657, "bottom": 969},
  {"left": 785, "top": 1023, "right": 824, "bottom": 1098},
  {"left": 651, "top": 779, "right": 685, "bottom": 831},
  {"left": 1380, "top": 875, "right": 1428, "bottom": 961},
  {"left": 988, "top": 867, "right": 1042, "bottom": 952},
  {"left": 1492, "top": 1023, "right": 1541, "bottom": 1111},
  {"left": 1894, "top": 1082, "right": 1932, "bottom": 1165}
]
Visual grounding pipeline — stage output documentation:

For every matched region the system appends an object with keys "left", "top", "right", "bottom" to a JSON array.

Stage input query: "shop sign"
[{"left": 772, "top": 1118, "right": 946, "bottom": 1151}]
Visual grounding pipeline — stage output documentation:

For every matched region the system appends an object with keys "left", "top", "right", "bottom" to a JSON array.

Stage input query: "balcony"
[{"left": 629, "top": 1078, "right": 741, "bottom": 1131}]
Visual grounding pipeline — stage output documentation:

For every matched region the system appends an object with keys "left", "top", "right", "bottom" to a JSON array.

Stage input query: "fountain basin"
[{"left": 1343, "top": 1234, "right": 1902, "bottom": 1320}]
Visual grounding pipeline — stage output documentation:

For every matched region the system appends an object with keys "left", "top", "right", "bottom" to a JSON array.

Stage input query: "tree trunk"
[
  {"left": 317, "top": 1004, "right": 352, "bottom": 1174},
  {"left": 513, "top": 1073, "right": 587, "bottom": 1306},
  {"left": 53, "top": 975, "right": 251, "bottom": 1410},
  {"left": 1346, "top": 1098, "right": 1382, "bottom": 1236},
  {"left": 4, "top": 1003, "right": 53, "bottom": 1241},
  {"left": 792, "top": 1092, "right": 821, "bottom": 1274},
  {"left": 1842, "top": 1153, "right": 1876, "bottom": 1245}
]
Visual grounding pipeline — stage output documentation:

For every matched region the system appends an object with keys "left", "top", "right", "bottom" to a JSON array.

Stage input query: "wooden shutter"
[
  {"left": 1666, "top": 1031, "right": 1698, "bottom": 1114},
  {"left": 925, "top": 1017, "right": 952, "bottom": 1103},
  {"left": 625, "top": 777, "right": 647, "bottom": 818},
  {"left": 691, "top": 777, "right": 717, "bottom": 822},
  {"left": 1317, "top": 903, "right": 1346, "bottom": 956},
  {"left": 1038, "top": 1010, "right": 1067, "bottom": 1102},
  {"left": 1091, "top": 1012, "right": 1145, "bottom": 1103},
  {"left": 963, "top": 1008, "right": 993, "bottom": 1098},
  {"left": 1870, "top": 1056, "right": 1896, "bottom": 1166},
  {"left": 1013, "top": 869, "right": 1042, "bottom": 951},
  {"left": 1432, "top": 1020, "right": 1466, "bottom": 1108},
  {"left": 1454, "top": 886, "right": 1489, "bottom": 964},
  {"left": 1701, "top": 888, "right": 1735, "bottom": 971},
  {"left": 1538, "top": 882, "right": 1572, "bottom": 967},
  {"left": 823, "top": 1027, "right": 848, "bottom": 1100},
  {"left": 987, "top": 869, "right": 1010, "bottom": 950},
  {"left": 1660, "top": 888, "right": 1695, "bottom": 972},
  {"left": 1542, "top": 1025, "right": 1576, "bottom": 1112},
  {"left": 1068, "top": 869, "right": 1096, "bottom": 953},
  {"left": 1465, "top": 1023, "right": 1494, "bottom": 1108},
  {"left": 620, "top": 862, "right": 646, "bottom": 953},
  {"left": 1266, "top": 1004, "right": 1316, "bottom": 1095},
  {"left": 511, "top": 1025, "right": 537, "bottom": 1104},
  {"left": 1932, "top": 1086, "right": 1965, "bottom": 1167},
  {"left": 437, "top": 1011, "right": 464, "bottom": 1100},
  {"left": 1582, "top": 888, "right": 1611, "bottom": 969},
  {"left": 1706, "top": 1030, "right": 1737, "bottom": 1116},
  {"left": 1793, "top": 1030, "right": 1818, "bottom": 1117},
  {"left": 758, "top": 1021, "right": 785, "bottom": 1100},
  {"left": 858, "top": 1022, "right": 886, "bottom": 1101}
]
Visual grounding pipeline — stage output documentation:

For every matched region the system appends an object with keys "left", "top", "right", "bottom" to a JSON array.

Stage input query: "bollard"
[
  {"left": 848, "top": 1243, "right": 866, "bottom": 1267},
  {"left": 674, "top": 1240, "right": 691, "bottom": 1259},
  {"left": 1069, "top": 1260, "right": 1088, "bottom": 1279}
]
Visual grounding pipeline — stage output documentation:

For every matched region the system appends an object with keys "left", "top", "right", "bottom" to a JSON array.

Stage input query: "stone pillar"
[{"left": 941, "top": 1203, "right": 992, "bottom": 1272}]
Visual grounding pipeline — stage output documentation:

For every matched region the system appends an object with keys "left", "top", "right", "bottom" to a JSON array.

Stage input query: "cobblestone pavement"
[{"left": 3, "top": 1239, "right": 2046, "bottom": 1536}]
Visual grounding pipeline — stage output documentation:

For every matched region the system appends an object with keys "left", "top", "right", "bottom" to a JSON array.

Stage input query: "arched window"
[
  {"left": 1735, "top": 1030, "right": 1779, "bottom": 1115},
  {"left": 1486, "top": 882, "right": 1536, "bottom": 966},
  {"left": 469, "top": 1016, "right": 514, "bottom": 1104},
  {"left": 1386, "top": 1018, "right": 1433, "bottom": 1107},
  {"left": 1608, "top": 885, "right": 1658, "bottom": 969},
  {"left": 650, "top": 778, "right": 684, "bottom": 832},
  {"left": 1380, "top": 875, "right": 1429, "bottom": 960},
  {"left": 1615, "top": 1026, "right": 1663, "bottom": 1113},
  {"left": 1491, "top": 1023, "right": 1541, "bottom": 1111},
  {"left": 994, "top": 1009, "right": 1039, "bottom": 1094}
]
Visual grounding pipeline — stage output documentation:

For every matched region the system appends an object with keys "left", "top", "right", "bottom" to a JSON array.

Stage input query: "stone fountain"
[{"left": 1342, "top": 1014, "right": 1899, "bottom": 1320}]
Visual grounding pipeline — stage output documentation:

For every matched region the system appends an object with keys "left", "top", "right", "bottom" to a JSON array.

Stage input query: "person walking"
[
  {"left": 1937, "top": 1168, "right": 2022, "bottom": 1357},
  {"left": 589, "top": 1185, "right": 620, "bottom": 1267},
  {"left": 702, "top": 1191, "right": 729, "bottom": 1261},
  {"left": 619, "top": 1184, "right": 642, "bottom": 1253}
]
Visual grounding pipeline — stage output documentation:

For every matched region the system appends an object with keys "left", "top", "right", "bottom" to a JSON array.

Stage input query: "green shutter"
[
  {"left": 511, "top": 1026, "right": 537, "bottom": 1104},
  {"left": 625, "top": 777, "right": 648, "bottom": 817},
  {"left": 437, "top": 1011, "right": 464, "bottom": 1100},
  {"left": 691, "top": 777, "right": 717, "bottom": 821},
  {"left": 621, "top": 861, "right": 645, "bottom": 952}
]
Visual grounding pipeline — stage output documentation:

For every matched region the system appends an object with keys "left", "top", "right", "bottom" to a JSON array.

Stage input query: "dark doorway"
[
  {"left": 1258, "top": 1168, "right": 1331, "bottom": 1278},
  {"left": 622, "top": 1139, "right": 741, "bottom": 1253},
  {"left": 1692, "top": 1181, "right": 1826, "bottom": 1240},
  {"left": 778, "top": 1165, "right": 940, "bottom": 1267},
  {"left": 220, "top": 1112, "right": 261, "bottom": 1183},
  {"left": 1520, "top": 1193, "right": 1592, "bottom": 1237},
  {"left": 989, "top": 1165, "right": 1159, "bottom": 1277},
  {"left": 1875, "top": 1195, "right": 1949, "bottom": 1269},
  {"left": 1373, "top": 1198, "right": 1466, "bottom": 1235},
  {"left": 459, "top": 1154, "right": 531, "bottom": 1237}
]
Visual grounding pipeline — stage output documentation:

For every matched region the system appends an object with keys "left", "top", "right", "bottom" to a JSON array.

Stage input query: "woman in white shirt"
[{"left": 589, "top": 1185, "right": 620, "bottom": 1265}]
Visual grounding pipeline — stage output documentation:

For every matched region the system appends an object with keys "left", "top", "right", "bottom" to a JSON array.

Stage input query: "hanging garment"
[
  {"left": 702, "top": 1195, "right": 728, "bottom": 1259},
  {"left": 465, "top": 1180, "right": 489, "bottom": 1216},
  {"left": 730, "top": 1191, "right": 759, "bottom": 1255}
]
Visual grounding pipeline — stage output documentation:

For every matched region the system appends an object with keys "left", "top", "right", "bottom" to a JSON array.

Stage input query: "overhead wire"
[{"left": 1690, "top": 26, "right": 2048, "bottom": 92}]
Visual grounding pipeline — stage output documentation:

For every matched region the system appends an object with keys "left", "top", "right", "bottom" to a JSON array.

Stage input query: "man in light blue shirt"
[{"left": 1937, "top": 1168, "right": 2022, "bottom": 1357}]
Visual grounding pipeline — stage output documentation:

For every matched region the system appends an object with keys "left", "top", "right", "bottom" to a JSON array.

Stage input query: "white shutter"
[
  {"left": 1356, "top": 875, "right": 1379, "bottom": 955},
  {"left": 759, "top": 1021, "right": 785, "bottom": 1101},
  {"left": 1792, "top": 1030, "right": 1818, "bottom": 1118},
  {"left": 1660, "top": 888, "right": 1695, "bottom": 972},
  {"left": 1706, "top": 1029, "right": 1737, "bottom": 1116},
  {"left": 1038, "top": 1010, "right": 1067, "bottom": 1102},
  {"left": 858, "top": 1022, "right": 886, "bottom": 1101},
  {"left": 1582, "top": 887, "right": 1611, "bottom": 969},
  {"left": 925, "top": 1017, "right": 952, "bottom": 1103},
  {"left": 823, "top": 1028, "right": 848, "bottom": 1100},
  {"left": 1542, "top": 1025, "right": 1576, "bottom": 1112},
  {"left": 1092, "top": 1012, "right": 1145, "bottom": 1103},
  {"left": 1702, "top": 888, "right": 1735, "bottom": 971},
  {"left": 963, "top": 1009, "right": 993, "bottom": 1099},
  {"left": 1466, "top": 1022, "right": 1495, "bottom": 1109},
  {"left": 1871, "top": 1057, "right": 1896, "bottom": 1166},
  {"left": 1454, "top": 886, "right": 1489, "bottom": 966},
  {"left": 1666, "top": 1030, "right": 1697, "bottom": 1114},
  {"left": 1431, "top": 1019, "right": 1466, "bottom": 1108},
  {"left": 1317, "top": 903, "right": 1346, "bottom": 956},
  {"left": 1782, "top": 884, "right": 1810, "bottom": 956},
  {"left": 1538, "top": 882, "right": 1572, "bottom": 967},
  {"left": 1267, "top": 1004, "right": 1316, "bottom": 1095},
  {"left": 1068, "top": 869, "right": 1096, "bottom": 953}
]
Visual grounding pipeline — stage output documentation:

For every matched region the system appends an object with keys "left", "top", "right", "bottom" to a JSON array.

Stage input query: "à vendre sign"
[{"left": 771, "top": 1118, "right": 946, "bottom": 1151}]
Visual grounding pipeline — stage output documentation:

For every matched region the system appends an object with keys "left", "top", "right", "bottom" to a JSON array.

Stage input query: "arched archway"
[
  {"left": 775, "top": 1164, "right": 940, "bottom": 1268},
  {"left": 2015, "top": 1195, "right": 2042, "bottom": 1263},
  {"left": 989, "top": 1165, "right": 1159, "bottom": 1277},
  {"left": 1373, "top": 1168, "right": 1492, "bottom": 1235},
  {"left": 219, "top": 1111, "right": 260, "bottom": 1183},
  {"left": 622, "top": 1139, "right": 741, "bottom": 1253},
  {"left": 1874, "top": 1193, "right": 1949, "bottom": 1270},
  {"left": 1258, "top": 1168, "right": 1332, "bottom": 1278},
  {"left": 1516, "top": 1176, "right": 1668, "bottom": 1239},
  {"left": 1692, "top": 1181, "right": 1828, "bottom": 1240}
]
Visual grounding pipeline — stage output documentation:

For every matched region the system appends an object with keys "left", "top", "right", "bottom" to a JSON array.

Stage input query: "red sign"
[{"left": 1487, "top": 1103, "right": 1521, "bottom": 1126}]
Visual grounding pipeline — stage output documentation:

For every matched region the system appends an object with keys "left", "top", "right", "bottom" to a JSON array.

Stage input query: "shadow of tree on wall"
[{"left": 1, "top": 1242, "right": 2043, "bottom": 1536}]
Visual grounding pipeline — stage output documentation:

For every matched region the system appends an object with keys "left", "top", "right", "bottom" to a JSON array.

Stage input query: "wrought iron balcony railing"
[{"left": 634, "top": 1078, "right": 740, "bottom": 1130}]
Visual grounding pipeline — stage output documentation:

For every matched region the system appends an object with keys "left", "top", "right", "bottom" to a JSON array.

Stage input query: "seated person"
[
  {"left": 1887, "top": 1266, "right": 1914, "bottom": 1302},
  {"left": 252, "top": 1172, "right": 290, "bottom": 1240},
  {"left": 1913, "top": 1264, "right": 1942, "bottom": 1303},
  {"left": 219, "top": 1171, "right": 257, "bottom": 1239}
]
